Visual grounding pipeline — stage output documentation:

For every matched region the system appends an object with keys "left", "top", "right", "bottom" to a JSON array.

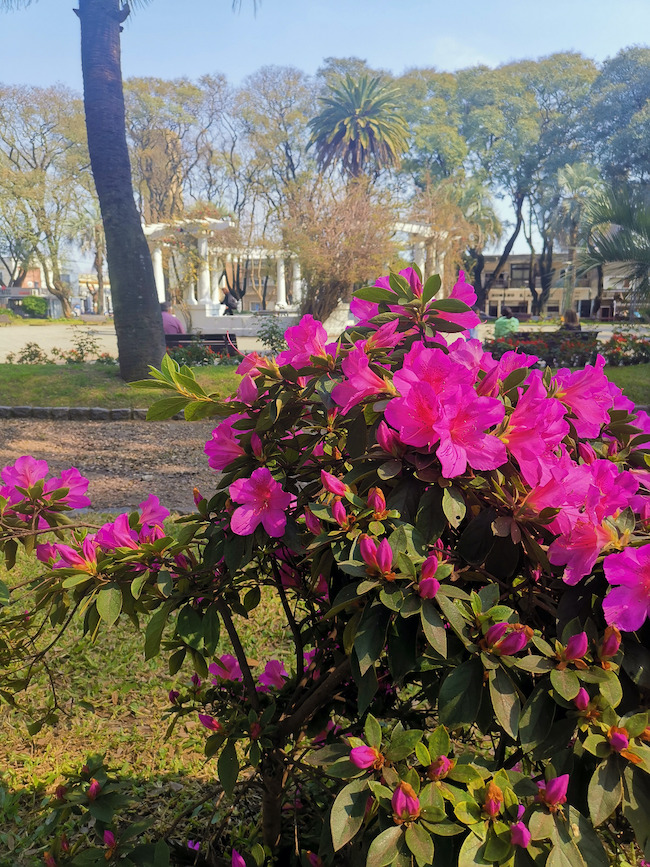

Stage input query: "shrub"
[
  {"left": 19, "top": 296, "right": 49, "bottom": 318},
  {"left": 255, "top": 313, "right": 289, "bottom": 355},
  {"left": 2, "top": 266, "right": 650, "bottom": 866}
]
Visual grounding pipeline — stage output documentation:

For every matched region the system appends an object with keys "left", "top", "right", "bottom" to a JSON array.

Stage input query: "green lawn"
[
  {"left": 0, "top": 364, "right": 241, "bottom": 409},
  {"left": 0, "top": 533, "right": 289, "bottom": 865},
  {"left": 604, "top": 363, "right": 650, "bottom": 406}
]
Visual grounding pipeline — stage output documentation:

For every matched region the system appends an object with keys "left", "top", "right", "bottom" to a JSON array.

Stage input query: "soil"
[{"left": 0, "top": 418, "right": 220, "bottom": 514}]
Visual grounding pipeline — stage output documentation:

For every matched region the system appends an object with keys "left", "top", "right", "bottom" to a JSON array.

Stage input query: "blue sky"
[{"left": 2, "top": 0, "right": 650, "bottom": 91}]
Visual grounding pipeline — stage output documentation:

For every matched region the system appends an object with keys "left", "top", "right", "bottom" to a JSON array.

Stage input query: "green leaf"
[
  {"left": 442, "top": 487, "right": 466, "bottom": 528},
  {"left": 427, "top": 725, "right": 450, "bottom": 759},
  {"left": 415, "top": 742, "right": 431, "bottom": 767},
  {"left": 144, "top": 603, "right": 171, "bottom": 660},
  {"left": 176, "top": 605, "right": 204, "bottom": 652},
  {"left": 385, "top": 729, "right": 424, "bottom": 762},
  {"left": 366, "top": 826, "right": 404, "bottom": 867},
  {"left": 438, "top": 659, "right": 484, "bottom": 728},
  {"left": 550, "top": 668, "right": 580, "bottom": 701},
  {"left": 488, "top": 667, "right": 521, "bottom": 739},
  {"left": 146, "top": 396, "right": 190, "bottom": 421},
  {"left": 458, "top": 831, "right": 491, "bottom": 867},
  {"left": 217, "top": 740, "right": 239, "bottom": 797},
  {"left": 623, "top": 766, "right": 650, "bottom": 857},
  {"left": 156, "top": 569, "right": 173, "bottom": 598},
  {"left": 422, "top": 274, "right": 441, "bottom": 303},
  {"left": 429, "top": 298, "right": 471, "bottom": 313},
  {"left": 354, "top": 285, "right": 398, "bottom": 303},
  {"left": 354, "top": 602, "right": 391, "bottom": 676},
  {"left": 421, "top": 602, "right": 447, "bottom": 657},
  {"left": 365, "top": 714, "right": 382, "bottom": 750},
  {"left": 0, "top": 580, "right": 10, "bottom": 605},
  {"left": 330, "top": 778, "right": 370, "bottom": 851},
  {"left": 203, "top": 605, "right": 220, "bottom": 656},
  {"left": 405, "top": 822, "right": 434, "bottom": 866},
  {"left": 457, "top": 509, "right": 497, "bottom": 566},
  {"left": 598, "top": 669, "right": 622, "bottom": 707},
  {"left": 588, "top": 756, "right": 622, "bottom": 826},
  {"left": 520, "top": 685, "right": 556, "bottom": 752},
  {"left": 96, "top": 583, "right": 122, "bottom": 627}
]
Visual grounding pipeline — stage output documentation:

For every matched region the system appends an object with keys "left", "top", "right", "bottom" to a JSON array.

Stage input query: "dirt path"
[{"left": 0, "top": 418, "right": 220, "bottom": 514}]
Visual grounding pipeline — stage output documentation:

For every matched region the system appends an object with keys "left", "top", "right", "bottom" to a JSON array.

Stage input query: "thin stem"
[
  {"left": 214, "top": 597, "right": 261, "bottom": 712},
  {"left": 277, "top": 657, "right": 351, "bottom": 740},
  {"left": 271, "top": 558, "right": 304, "bottom": 684}
]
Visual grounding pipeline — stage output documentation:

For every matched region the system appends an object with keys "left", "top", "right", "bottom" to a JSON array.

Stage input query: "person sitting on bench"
[
  {"left": 160, "top": 302, "right": 186, "bottom": 334},
  {"left": 559, "top": 309, "right": 581, "bottom": 332},
  {"left": 494, "top": 306, "right": 519, "bottom": 339}
]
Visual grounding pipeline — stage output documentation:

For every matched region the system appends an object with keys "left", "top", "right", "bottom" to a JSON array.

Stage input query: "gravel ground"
[{"left": 0, "top": 418, "right": 220, "bottom": 514}]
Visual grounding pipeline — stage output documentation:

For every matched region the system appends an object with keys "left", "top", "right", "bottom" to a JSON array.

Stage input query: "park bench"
[{"left": 164, "top": 331, "right": 239, "bottom": 357}]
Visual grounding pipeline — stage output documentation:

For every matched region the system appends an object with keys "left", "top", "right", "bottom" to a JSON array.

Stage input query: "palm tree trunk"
[{"left": 76, "top": 0, "right": 165, "bottom": 380}]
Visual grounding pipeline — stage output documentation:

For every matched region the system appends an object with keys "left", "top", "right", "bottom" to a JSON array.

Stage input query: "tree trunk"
[
  {"left": 76, "top": 0, "right": 165, "bottom": 381},
  {"left": 483, "top": 193, "right": 525, "bottom": 300},
  {"left": 468, "top": 248, "right": 485, "bottom": 308}
]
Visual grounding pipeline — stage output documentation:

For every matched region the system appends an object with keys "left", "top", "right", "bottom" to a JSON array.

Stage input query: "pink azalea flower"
[
  {"left": 258, "top": 659, "right": 288, "bottom": 690},
  {"left": 209, "top": 654, "right": 243, "bottom": 683},
  {"left": 552, "top": 356, "right": 614, "bottom": 438},
  {"left": 204, "top": 415, "right": 246, "bottom": 472},
  {"left": 607, "top": 726, "right": 630, "bottom": 752},
  {"left": 427, "top": 755, "right": 453, "bottom": 781},
  {"left": 564, "top": 632, "right": 588, "bottom": 661},
  {"left": 229, "top": 468, "right": 295, "bottom": 537},
  {"left": 434, "top": 389, "right": 506, "bottom": 478},
  {"left": 331, "top": 344, "right": 391, "bottom": 414},
  {"left": 138, "top": 494, "right": 170, "bottom": 528},
  {"left": 429, "top": 270, "right": 480, "bottom": 331},
  {"left": 275, "top": 315, "right": 330, "bottom": 369},
  {"left": 236, "top": 373, "right": 258, "bottom": 404},
  {"left": 96, "top": 513, "right": 140, "bottom": 550},
  {"left": 599, "top": 625, "right": 621, "bottom": 660},
  {"left": 87, "top": 778, "right": 102, "bottom": 800},
  {"left": 237, "top": 351, "right": 276, "bottom": 377},
  {"left": 103, "top": 830, "right": 116, "bottom": 850},
  {"left": 603, "top": 546, "right": 650, "bottom": 631},
  {"left": 510, "top": 820, "right": 532, "bottom": 848},
  {"left": 548, "top": 520, "right": 617, "bottom": 586},
  {"left": 573, "top": 688, "right": 590, "bottom": 711},
  {"left": 359, "top": 535, "right": 393, "bottom": 576},
  {"left": 485, "top": 622, "right": 529, "bottom": 655},
  {"left": 1, "top": 454, "right": 49, "bottom": 491},
  {"left": 47, "top": 536, "right": 99, "bottom": 573},
  {"left": 304, "top": 508, "right": 322, "bottom": 535},
  {"left": 364, "top": 319, "right": 402, "bottom": 351},
  {"left": 500, "top": 374, "right": 569, "bottom": 486},
  {"left": 417, "top": 575, "right": 440, "bottom": 598},
  {"left": 375, "top": 421, "right": 406, "bottom": 458},
  {"left": 44, "top": 467, "right": 91, "bottom": 509},
  {"left": 477, "top": 350, "right": 538, "bottom": 398}
]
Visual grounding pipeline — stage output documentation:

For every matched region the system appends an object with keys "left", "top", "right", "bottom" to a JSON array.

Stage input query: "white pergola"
[{"left": 143, "top": 218, "right": 302, "bottom": 312}]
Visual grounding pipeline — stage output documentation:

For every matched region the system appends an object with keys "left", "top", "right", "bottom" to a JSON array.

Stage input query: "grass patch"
[
  {"left": 0, "top": 528, "right": 289, "bottom": 864},
  {"left": 604, "top": 363, "right": 650, "bottom": 406},
  {"left": 0, "top": 364, "right": 241, "bottom": 409}
]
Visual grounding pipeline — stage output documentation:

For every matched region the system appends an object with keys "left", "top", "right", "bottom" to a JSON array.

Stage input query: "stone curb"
[{"left": 0, "top": 406, "right": 185, "bottom": 421}]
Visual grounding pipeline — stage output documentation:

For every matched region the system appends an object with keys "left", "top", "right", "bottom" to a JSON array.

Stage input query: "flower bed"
[
  {"left": 2, "top": 267, "right": 650, "bottom": 867},
  {"left": 485, "top": 329, "right": 650, "bottom": 368}
]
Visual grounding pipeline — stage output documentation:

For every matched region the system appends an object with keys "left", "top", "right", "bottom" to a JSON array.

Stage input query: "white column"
[
  {"left": 414, "top": 240, "right": 426, "bottom": 280},
  {"left": 152, "top": 245, "right": 165, "bottom": 302},
  {"left": 211, "top": 255, "right": 221, "bottom": 303},
  {"left": 291, "top": 260, "right": 302, "bottom": 306},
  {"left": 186, "top": 282, "right": 197, "bottom": 306},
  {"left": 197, "top": 235, "right": 211, "bottom": 303},
  {"left": 276, "top": 257, "right": 287, "bottom": 309}
]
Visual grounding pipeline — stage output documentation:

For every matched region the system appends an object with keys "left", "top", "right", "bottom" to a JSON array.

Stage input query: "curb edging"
[{"left": 0, "top": 406, "right": 155, "bottom": 421}]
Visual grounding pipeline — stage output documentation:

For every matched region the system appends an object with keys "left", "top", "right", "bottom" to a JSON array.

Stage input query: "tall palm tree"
[
  {"left": 308, "top": 74, "right": 409, "bottom": 179},
  {"left": 581, "top": 184, "right": 650, "bottom": 310}
]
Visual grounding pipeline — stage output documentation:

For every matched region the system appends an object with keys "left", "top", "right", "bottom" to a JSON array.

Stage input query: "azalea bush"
[{"left": 2, "top": 265, "right": 650, "bottom": 867}]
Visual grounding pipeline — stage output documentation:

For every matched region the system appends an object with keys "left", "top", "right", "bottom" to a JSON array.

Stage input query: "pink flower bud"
[
  {"left": 168, "top": 689, "right": 180, "bottom": 705},
  {"left": 376, "top": 421, "right": 404, "bottom": 458},
  {"left": 607, "top": 726, "right": 630, "bottom": 753},
  {"left": 191, "top": 673, "right": 202, "bottom": 690},
  {"left": 573, "top": 688, "right": 590, "bottom": 711},
  {"left": 320, "top": 470, "right": 347, "bottom": 496},
  {"left": 367, "top": 487, "right": 387, "bottom": 517},
  {"left": 44, "top": 854, "right": 57, "bottom": 867},
  {"left": 250, "top": 722, "right": 262, "bottom": 740},
  {"left": 60, "top": 834, "right": 70, "bottom": 853},
  {"left": 599, "top": 625, "right": 621, "bottom": 660},
  {"left": 485, "top": 622, "right": 509, "bottom": 646},
  {"left": 193, "top": 487, "right": 203, "bottom": 508},
  {"left": 304, "top": 508, "right": 322, "bottom": 535},
  {"left": 87, "top": 778, "right": 101, "bottom": 801},
  {"left": 510, "top": 820, "right": 532, "bottom": 848},
  {"left": 232, "top": 850, "right": 246, "bottom": 867},
  {"left": 421, "top": 554, "right": 439, "bottom": 582},
  {"left": 536, "top": 774, "right": 568, "bottom": 810},
  {"left": 483, "top": 782, "right": 503, "bottom": 818},
  {"left": 198, "top": 714, "right": 223, "bottom": 733},
  {"left": 427, "top": 755, "right": 453, "bottom": 780},
  {"left": 350, "top": 745, "right": 384, "bottom": 770},
  {"left": 359, "top": 534, "right": 379, "bottom": 567},
  {"left": 104, "top": 830, "right": 116, "bottom": 849},
  {"left": 332, "top": 499, "right": 349, "bottom": 528},
  {"left": 417, "top": 576, "right": 440, "bottom": 599},
  {"left": 578, "top": 442, "right": 597, "bottom": 464},
  {"left": 376, "top": 539, "right": 393, "bottom": 574},
  {"left": 497, "top": 631, "right": 529, "bottom": 655},
  {"left": 392, "top": 781, "right": 420, "bottom": 824},
  {"left": 251, "top": 433, "right": 264, "bottom": 459},
  {"left": 307, "top": 853, "right": 324, "bottom": 867},
  {"left": 54, "top": 785, "right": 67, "bottom": 801},
  {"left": 565, "top": 632, "right": 588, "bottom": 661}
]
